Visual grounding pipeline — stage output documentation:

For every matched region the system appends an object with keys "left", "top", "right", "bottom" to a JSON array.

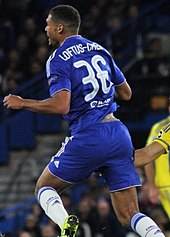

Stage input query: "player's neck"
[{"left": 60, "top": 32, "right": 79, "bottom": 46}]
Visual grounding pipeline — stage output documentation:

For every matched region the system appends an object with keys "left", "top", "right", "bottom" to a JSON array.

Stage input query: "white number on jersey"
[{"left": 74, "top": 55, "right": 113, "bottom": 102}]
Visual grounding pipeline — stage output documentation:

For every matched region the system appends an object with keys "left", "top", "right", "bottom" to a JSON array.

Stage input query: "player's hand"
[
  {"left": 3, "top": 94, "right": 24, "bottom": 110},
  {"left": 149, "top": 185, "right": 160, "bottom": 204},
  {"left": 154, "top": 123, "right": 170, "bottom": 153}
]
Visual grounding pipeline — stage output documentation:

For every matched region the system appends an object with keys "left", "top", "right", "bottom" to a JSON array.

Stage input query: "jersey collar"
[{"left": 61, "top": 35, "right": 82, "bottom": 46}]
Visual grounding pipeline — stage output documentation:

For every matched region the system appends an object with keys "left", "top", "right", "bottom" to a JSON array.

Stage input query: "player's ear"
[{"left": 57, "top": 24, "right": 64, "bottom": 34}]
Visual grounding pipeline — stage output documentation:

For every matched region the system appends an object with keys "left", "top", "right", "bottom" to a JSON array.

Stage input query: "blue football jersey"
[{"left": 46, "top": 35, "right": 126, "bottom": 134}]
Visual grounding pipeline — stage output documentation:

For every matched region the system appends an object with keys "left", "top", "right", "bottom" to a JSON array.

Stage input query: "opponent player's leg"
[
  {"left": 110, "top": 187, "right": 165, "bottom": 237},
  {"left": 35, "top": 166, "right": 79, "bottom": 236}
]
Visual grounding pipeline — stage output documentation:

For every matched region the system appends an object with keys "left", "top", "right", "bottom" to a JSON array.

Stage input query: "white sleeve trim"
[
  {"left": 50, "top": 88, "right": 71, "bottom": 96},
  {"left": 115, "top": 79, "right": 126, "bottom": 87}
]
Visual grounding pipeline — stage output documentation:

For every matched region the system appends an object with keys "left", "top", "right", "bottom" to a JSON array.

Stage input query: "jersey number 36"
[{"left": 74, "top": 55, "right": 113, "bottom": 102}]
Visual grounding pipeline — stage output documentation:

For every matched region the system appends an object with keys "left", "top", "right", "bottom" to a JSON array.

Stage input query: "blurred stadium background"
[{"left": 0, "top": 0, "right": 170, "bottom": 236}]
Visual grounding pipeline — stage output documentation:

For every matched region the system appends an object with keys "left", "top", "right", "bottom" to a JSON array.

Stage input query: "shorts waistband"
[{"left": 101, "top": 113, "right": 120, "bottom": 123}]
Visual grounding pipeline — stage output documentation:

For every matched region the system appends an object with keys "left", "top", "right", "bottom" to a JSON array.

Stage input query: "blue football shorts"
[{"left": 48, "top": 121, "right": 141, "bottom": 191}]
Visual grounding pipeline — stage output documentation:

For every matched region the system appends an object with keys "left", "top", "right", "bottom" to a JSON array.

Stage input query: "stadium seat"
[
  {"left": 8, "top": 110, "right": 36, "bottom": 150},
  {"left": 0, "top": 122, "right": 9, "bottom": 165},
  {"left": 35, "top": 113, "right": 63, "bottom": 134}
]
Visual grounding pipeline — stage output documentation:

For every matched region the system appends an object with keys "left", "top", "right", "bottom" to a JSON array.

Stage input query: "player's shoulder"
[
  {"left": 47, "top": 49, "right": 58, "bottom": 63},
  {"left": 152, "top": 116, "right": 169, "bottom": 131},
  {"left": 47, "top": 47, "right": 67, "bottom": 66},
  {"left": 147, "top": 116, "right": 169, "bottom": 144},
  {"left": 79, "top": 36, "right": 111, "bottom": 54},
  {"left": 46, "top": 48, "right": 68, "bottom": 78}
]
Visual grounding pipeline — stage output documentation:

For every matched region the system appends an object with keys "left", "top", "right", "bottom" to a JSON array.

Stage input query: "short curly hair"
[{"left": 50, "top": 5, "right": 81, "bottom": 34}]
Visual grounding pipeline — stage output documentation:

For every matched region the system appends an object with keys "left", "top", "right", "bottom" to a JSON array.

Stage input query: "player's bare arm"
[
  {"left": 144, "top": 162, "right": 160, "bottom": 204},
  {"left": 134, "top": 142, "right": 165, "bottom": 167},
  {"left": 115, "top": 81, "right": 132, "bottom": 101},
  {"left": 134, "top": 123, "right": 170, "bottom": 167},
  {"left": 3, "top": 90, "right": 71, "bottom": 115}
]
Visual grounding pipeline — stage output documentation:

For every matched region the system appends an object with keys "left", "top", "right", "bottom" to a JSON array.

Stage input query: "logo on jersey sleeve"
[{"left": 48, "top": 76, "right": 58, "bottom": 86}]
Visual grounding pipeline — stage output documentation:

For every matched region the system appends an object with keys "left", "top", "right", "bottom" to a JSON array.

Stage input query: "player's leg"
[
  {"left": 110, "top": 187, "right": 165, "bottom": 237},
  {"left": 35, "top": 167, "right": 79, "bottom": 237},
  {"left": 34, "top": 131, "right": 96, "bottom": 237},
  {"left": 100, "top": 121, "right": 165, "bottom": 236}
]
